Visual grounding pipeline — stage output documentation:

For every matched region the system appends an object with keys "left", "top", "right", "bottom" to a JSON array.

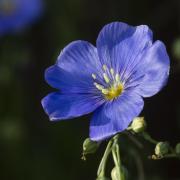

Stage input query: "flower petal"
[
  {"left": 89, "top": 91, "right": 144, "bottom": 141},
  {"left": 45, "top": 65, "right": 96, "bottom": 94},
  {"left": 96, "top": 22, "right": 153, "bottom": 82},
  {"left": 126, "top": 41, "right": 170, "bottom": 97},
  {"left": 57, "top": 40, "right": 101, "bottom": 76},
  {"left": 41, "top": 92, "right": 104, "bottom": 121},
  {"left": 45, "top": 40, "right": 103, "bottom": 93}
]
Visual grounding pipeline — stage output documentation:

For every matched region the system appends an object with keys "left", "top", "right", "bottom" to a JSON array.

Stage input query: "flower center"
[
  {"left": 0, "top": 0, "right": 16, "bottom": 15},
  {"left": 92, "top": 65, "right": 124, "bottom": 100}
]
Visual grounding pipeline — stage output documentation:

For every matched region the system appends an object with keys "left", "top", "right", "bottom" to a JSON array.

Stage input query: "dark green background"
[{"left": 0, "top": 0, "right": 180, "bottom": 179}]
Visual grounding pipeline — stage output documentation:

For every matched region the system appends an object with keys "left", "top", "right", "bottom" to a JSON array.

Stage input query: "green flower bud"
[
  {"left": 111, "top": 167, "right": 120, "bottom": 180},
  {"left": 155, "top": 142, "right": 169, "bottom": 156},
  {"left": 130, "top": 117, "right": 146, "bottom": 133},
  {"left": 175, "top": 143, "right": 180, "bottom": 154},
  {"left": 83, "top": 138, "right": 100, "bottom": 155},
  {"left": 111, "top": 166, "right": 128, "bottom": 180}
]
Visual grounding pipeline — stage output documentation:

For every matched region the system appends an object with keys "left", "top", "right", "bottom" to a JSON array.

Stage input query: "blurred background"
[{"left": 0, "top": 0, "right": 180, "bottom": 179}]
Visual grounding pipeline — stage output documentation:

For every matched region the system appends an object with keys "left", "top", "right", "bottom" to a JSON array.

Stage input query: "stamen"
[
  {"left": 103, "top": 73, "right": 110, "bottom": 83},
  {"left": 94, "top": 82, "right": 104, "bottom": 90},
  {"left": 103, "top": 64, "right": 107, "bottom": 71},
  {"left": 92, "top": 64, "right": 123, "bottom": 100},
  {"left": 105, "top": 84, "right": 124, "bottom": 100},
  {"left": 101, "top": 89, "right": 109, "bottom": 94},
  {"left": 92, "top": 73, "right": 96, "bottom": 79},
  {"left": 110, "top": 68, "right": 114, "bottom": 76},
  {"left": 115, "top": 74, "right": 120, "bottom": 82}
]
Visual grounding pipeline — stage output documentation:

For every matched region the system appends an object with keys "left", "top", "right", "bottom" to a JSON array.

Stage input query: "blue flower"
[
  {"left": 0, "top": 0, "right": 43, "bottom": 35},
  {"left": 42, "top": 22, "right": 170, "bottom": 141}
]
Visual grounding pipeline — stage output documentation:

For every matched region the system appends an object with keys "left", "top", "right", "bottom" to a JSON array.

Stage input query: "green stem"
[
  {"left": 141, "top": 132, "right": 158, "bottom": 144},
  {"left": 97, "top": 138, "right": 113, "bottom": 177},
  {"left": 112, "top": 135, "right": 125, "bottom": 180},
  {"left": 112, "top": 135, "right": 121, "bottom": 165},
  {"left": 115, "top": 144, "right": 120, "bottom": 164},
  {"left": 112, "top": 147, "right": 119, "bottom": 166},
  {"left": 164, "top": 154, "right": 180, "bottom": 158},
  {"left": 152, "top": 153, "right": 180, "bottom": 160}
]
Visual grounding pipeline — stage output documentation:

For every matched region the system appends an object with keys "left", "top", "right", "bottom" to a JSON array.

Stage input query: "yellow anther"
[
  {"left": 103, "top": 73, "right": 110, "bottom": 83},
  {"left": 101, "top": 89, "right": 109, "bottom": 95},
  {"left": 92, "top": 73, "right": 96, "bottom": 79},
  {"left": 115, "top": 74, "right": 120, "bottom": 82},
  {"left": 94, "top": 82, "right": 104, "bottom": 90},
  {"left": 110, "top": 68, "right": 114, "bottom": 76},
  {"left": 92, "top": 64, "right": 123, "bottom": 100},
  {"left": 103, "top": 64, "right": 107, "bottom": 71},
  {"left": 105, "top": 84, "right": 124, "bottom": 100}
]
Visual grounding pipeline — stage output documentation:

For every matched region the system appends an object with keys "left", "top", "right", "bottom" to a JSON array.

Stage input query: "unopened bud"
[
  {"left": 155, "top": 142, "right": 169, "bottom": 156},
  {"left": 175, "top": 143, "right": 180, "bottom": 154},
  {"left": 111, "top": 167, "right": 120, "bottom": 180},
  {"left": 111, "top": 166, "right": 128, "bottom": 180},
  {"left": 131, "top": 117, "right": 146, "bottom": 133},
  {"left": 83, "top": 138, "right": 100, "bottom": 155}
]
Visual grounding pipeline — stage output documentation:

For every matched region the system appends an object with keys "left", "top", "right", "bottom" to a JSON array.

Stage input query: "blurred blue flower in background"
[
  {"left": 0, "top": 0, "right": 43, "bottom": 35},
  {"left": 42, "top": 22, "right": 170, "bottom": 141}
]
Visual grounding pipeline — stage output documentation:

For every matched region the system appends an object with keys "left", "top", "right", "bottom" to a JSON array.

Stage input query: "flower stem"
[
  {"left": 141, "top": 132, "right": 158, "bottom": 144},
  {"left": 112, "top": 134, "right": 125, "bottom": 180},
  {"left": 97, "top": 138, "right": 113, "bottom": 177},
  {"left": 112, "top": 135, "right": 120, "bottom": 164},
  {"left": 164, "top": 153, "right": 180, "bottom": 159}
]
